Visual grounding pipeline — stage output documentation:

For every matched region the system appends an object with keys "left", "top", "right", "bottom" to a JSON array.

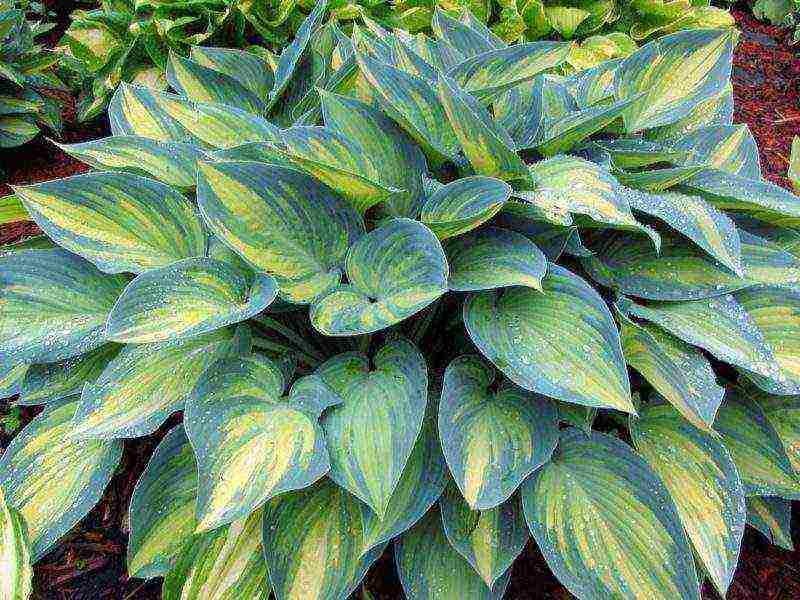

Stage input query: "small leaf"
[
  {"left": 746, "top": 497, "right": 795, "bottom": 551},
  {"left": 420, "top": 176, "right": 511, "bottom": 240},
  {"left": 0, "top": 486, "right": 33, "bottom": 600}
]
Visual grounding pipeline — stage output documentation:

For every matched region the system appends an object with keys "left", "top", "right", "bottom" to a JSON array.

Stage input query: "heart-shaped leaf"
[{"left": 420, "top": 176, "right": 510, "bottom": 240}]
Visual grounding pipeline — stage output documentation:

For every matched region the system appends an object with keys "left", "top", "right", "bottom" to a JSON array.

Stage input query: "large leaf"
[
  {"left": 746, "top": 496, "right": 795, "bottom": 551},
  {"left": 261, "top": 479, "right": 386, "bottom": 600},
  {"left": 669, "top": 125, "right": 761, "bottom": 179},
  {"left": 631, "top": 403, "right": 745, "bottom": 596},
  {"left": 311, "top": 218, "right": 448, "bottom": 336},
  {"left": 189, "top": 46, "right": 273, "bottom": 99},
  {"left": 197, "top": 161, "right": 364, "bottom": 304},
  {"left": 162, "top": 509, "right": 269, "bottom": 600},
  {"left": 439, "top": 355, "right": 558, "bottom": 509},
  {"left": 318, "top": 339, "right": 427, "bottom": 518},
  {"left": 186, "top": 357, "right": 331, "bottom": 531},
  {"left": 0, "top": 399, "right": 123, "bottom": 559},
  {"left": 106, "top": 257, "right": 276, "bottom": 343},
  {"left": 72, "top": 328, "right": 237, "bottom": 439},
  {"left": 0, "top": 487, "right": 32, "bottom": 600},
  {"left": 464, "top": 264, "right": 633, "bottom": 412},
  {"left": 128, "top": 426, "right": 198, "bottom": 579},
  {"left": 395, "top": 506, "right": 511, "bottom": 600},
  {"left": 15, "top": 172, "right": 206, "bottom": 274},
  {"left": 521, "top": 430, "right": 700, "bottom": 600},
  {"left": 419, "top": 176, "right": 511, "bottom": 240},
  {"left": 440, "top": 485, "right": 529, "bottom": 588},
  {"left": 0, "top": 249, "right": 127, "bottom": 365}
]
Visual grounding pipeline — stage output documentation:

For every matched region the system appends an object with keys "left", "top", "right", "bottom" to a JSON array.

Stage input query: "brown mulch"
[{"left": 1, "top": 5, "right": 799, "bottom": 600}]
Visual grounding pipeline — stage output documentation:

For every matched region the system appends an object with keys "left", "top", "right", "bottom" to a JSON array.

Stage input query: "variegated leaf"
[
  {"left": 0, "top": 486, "right": 32, "bottom": 600},
  {"left": 431, "top": 8, "right": 505, "bottom": 58},
  {"left": 262, "top": 479, "right": 386, "bottom": 600},
  {"left": 311, "top": 219, "right": 447, "bottom": 336},
  {"left": 0, "top": 194, "right": 28, "bottom": 225},
  {"left": 0, "top": 363, "right": 27, "bottom": 400},
  {"left": 521, "top": 430, "right": 700, "bottom": 600},
  {"left": 756, "top": 391, "right": 800, "bottom": 474},
  {"left": 419, "top": 176, "right": 510, "bottom": 240},
  {"left": 615, "top": 165, "right": 706, "bottom": 193},
  {"left": 631, "top": 403, "right": 745, "bottom": 596},
  {"left": 440, "top": 485, "right": 529, "bottom": 588},
  {"left": 189, "top": 46, "right": 273, "bottom": 99},
  {"left": 196, "top": 161, "right": 364, "bottom": 304},
  {"left": 0, "top": 398, "right": 123, "bottom": 559},
  {"left": 592, "top": 138, "right": 689, "bottom": 169},
  {"left": 464, "top": 264, "right": 633, "bottom": 412},
  {"left": 746, "top": 497, "right": 795, "bottom": 551},
  {"left": 15, "top": 172, "right": 206, "bottom": 274},
  {"left": 670, "top": 124, "right": 761, "bottom": 179},
  {"left": 439, "top": 355, "right": 558, "bottom": 509}
]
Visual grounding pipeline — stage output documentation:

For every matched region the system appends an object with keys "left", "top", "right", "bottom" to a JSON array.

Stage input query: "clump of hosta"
[{"left": 3, "top": 4, "right": 800, "bottom": 600}]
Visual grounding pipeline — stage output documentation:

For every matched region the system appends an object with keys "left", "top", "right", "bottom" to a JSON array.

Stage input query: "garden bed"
[{"left": 0, "top": 6, "right": 799, "bottom": 600}]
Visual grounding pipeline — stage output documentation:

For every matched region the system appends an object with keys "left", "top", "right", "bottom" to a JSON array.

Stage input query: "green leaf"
[
  {"left": 189, "top": 46, "right": 273, "bottom": 100},
  {"left": 756, "top": 391, "right": 800, "bottom": 474},
  {"left": 0, "top": 398, "right": 122, "bottom": 560},
  {"left": 109, "top": 84, "right": 280, "bottom": 150},
  {"left": 615, "top": 29, "right": 736, "bottom": 133},
  {"left": 521, "top": 429, "right": 700, "bottom": 600},
  {"left": 431, "top": 8, "right": 505, "bottom": 58},
  {"left": 616, "top": 165, "right": 707, "bottom": 193},
  {"left": 17, "top": 344, "right": 121, "bottom": 406},
  {"left": 311, "top": 219, "right": 448, "bottom": 336},
  {"left": 669, "top": 124, "right": 761, "bottom": 179},
  {"left": 0, "top": 363, "right": 27, "bottom": 400},
  {"left": 437, "top": 75, "right": 528, "bottom": 181},
  {"left": 395, "top": 506, "right": 511, "bottom": 600},
  {"left": 72, "top": 328, "right": 237, "bottom": 439},
  {"left": 186, "top": 357, "right": 331, "bottom": 532},
  {"left": 464, "top": 264, "right": 633, "bottom": 412},
  {"left": 715, "top": 389, "right": 800, "bottom": 499},
  {"left": 56, "top": 136, "right": 209, "bottom": 191},
  {"left": 15, "top": 172, "right": 206, "bottom": 274},
  {"left": 197, "top": 161, "right": 364, "bottom": 304},
  {"left": 128, "top": 426, "right": 198, "bottom": 579},
  {"left": 0, "top": 249, "right": 127, "bottom": 365},
  {"left": 420, "top": 176, "right": 511, "bottom": 240},
  {"left": 445, "top": 226, "right": 547, "bottom": 292},
  {"left": 593, "top": 138, "right": 689, "bottom": 169},
  {"left": 439, "top": 355, "right": 558, "bottom": 509},
  {"left": 163, "top": 509, "right": 268, "bottom": 600},
  {"left": 617, "top": 308, "right": 723, "bottom": 432},
  {"left": 106, "top": 257, "right": 277, "bottom": 344},
  {"left": 440, "top": 485, "right": 529, "bottom": 588},
  {"left": 318, "top": 339, "right": 427, "bottom": 518},
  {"left": 0, "top": 194, "right": 28, "bottom": 225},
  {"left": 262, "top": 479, "right": 386, "bottom": 600},
  {"left": 630, "top": 403, "right": 745, "bottom": 596},
  {"left": 0, "top": 486, "right": 32, "bottom": 600},
  {"left": 746, "top": 496, "right": 795, "bottom": 551}
]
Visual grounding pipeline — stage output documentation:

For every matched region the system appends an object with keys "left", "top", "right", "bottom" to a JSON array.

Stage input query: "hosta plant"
[
  {"left": 3, "top": 5, "right": 800, "bottom": 599},
  {"left": 0, "top": 0, "right": 62, "bottom": 149}
]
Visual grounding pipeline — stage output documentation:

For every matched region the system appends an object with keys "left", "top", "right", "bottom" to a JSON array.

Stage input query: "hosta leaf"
[
  {"left": 592, "top": 138, "right": 689, "bottom": 169},
  {"left": 631, "top": 403, "right": 745, "bottom": 596},
  {"left": 437, "top": 76, "right": 528, "bottom": 182},
  {"left": 756, "top": 392, "right": 800, "bottom": 473},
  {"left": 626, "top": 189, "right": 743, "bottom": 275},
  {"left": 395, "top": 507, "right": 511, "bottom": 600},
  {"left": 0, "top": 363, "right": 27, "bottom": 400},
  {"left": 620, "top": 295, "right": 780, "bottom": 381},
  {"left": 210, "top": 143, "right": 294, "bottom": 166},
  {"left": 670, "top": 125, "right": 761, "bottom": 179},
  {"left": 262, "top": 479, "right": 386, "bottom": 600},
  {"left": 0, "top": 194, "right": 28, "bottom": 225},
  {"left": 128, "top": 427, "right": 198, "bottom": 579},
  {"left": 162, "top": 509, "right": 268, "bottom": 600},
  {"left": 17, "top": 344, "right": 121, "bottom": 406},
  {"left": 167, "top": 53, "right": 268, "bottom": 115},
  {"left": 319, "top": 339, "right": 427, "bottom": 518},
  {"left": 72, "top": 328, "right": 237, "bottom": 439},
  {"left": 419, "top": 176, "right": 511, "bottom": 240},
  {"left": 0, "top": 399, "right": 122, "bottom": 559},
  {"left": 431, "top": 8, "right": 505, "bottom": 57},
  {"left": 439, "top": 355, "right": 558, "bottom": 509},
  {"left": 445, "top": 226, "right": 547, "bottom": 291},
  {"left": 521, "top": 430, "right": 700, "bottom": 600},
  {"left": 15, "top": 173, "right": 206, "bottom": 274},
  {"left": 106, "top": 258, "right": 277, "bottom": 344},
  {"left": 192, "top": 353, "right": 287, "bottom": 402},
  {"left": 311, "top": 219, "right": 447, "bottom": 336},
  {"left": 447, "top": 42, "right": 571, "bottom": 104},
  {"left": 746, "top": 497, "right": 794, "bottom": 551},
  {"left": 615, "top": 29, "right": 736, "bottom": 133},
  {"left": 0, "top": 486, "right": 32, "bottom": 600},
  {"left": 791, "top": 137, "right": 800, "bottom": 193},
  {"left": 616, "top": 165, "right": 707, "bottom": 193},
  {"left": 0, "top": 249, "right": 127, "bottom": 365},
  {"left": 617, "top": 310, "right": 723, "bottom": 432},
  {"left": 109, "top": 85, "right": 279, "bottom": 150},
  {"left": 56, "top": 136, "right": 208, "bottom": 191},
  {"left": 197, "top": 161, "right": 364, "bottom": 304},
  {"left": 360, "top": 404, "right": 448, "bottom": 551},
  {"left": 319, "top": 90, "right": 427, "bottom": 218},
  {"left": 715, "top": 389, "right": 800, "bottom": 499},
  {"left": 189, "top": 46, "right": 273, "bottom": 99},
  {"left": 464, "top": 264, "right": 633, "bottom": 412},
  {"left": 186, "top": 359, "right": 330, "bottom": 532}
]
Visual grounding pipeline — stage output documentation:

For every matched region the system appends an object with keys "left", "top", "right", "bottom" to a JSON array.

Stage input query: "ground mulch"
[{"left": 1, "top": 5, "right": 799, "bottom": 600}]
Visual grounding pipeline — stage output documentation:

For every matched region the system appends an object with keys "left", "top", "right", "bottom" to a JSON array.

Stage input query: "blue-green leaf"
[
  {"left": 420, "top": 176, "right": 511, "bottom": 240},
  {"left": 0, "top": 486, "right": 32, "bottom": 600},
  {"left": 746, "top": 497, "right": 794, "bottom": 551}
]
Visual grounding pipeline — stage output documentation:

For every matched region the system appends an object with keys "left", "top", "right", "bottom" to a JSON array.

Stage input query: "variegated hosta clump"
[{"left": 2, "top": 5, "right": 800, "bottom": 600}]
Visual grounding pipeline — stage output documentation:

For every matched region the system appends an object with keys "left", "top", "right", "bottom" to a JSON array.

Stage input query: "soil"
[{"left": 0, "top": 5, "right": 799, "bottom": 600}]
